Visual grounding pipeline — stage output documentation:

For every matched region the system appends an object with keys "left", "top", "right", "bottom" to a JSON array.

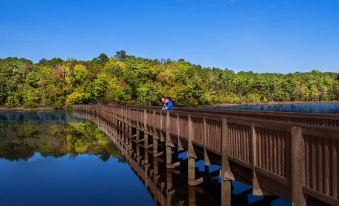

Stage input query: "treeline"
[{"left": 1, "top": 51, "right": 338, "bottom": 109}]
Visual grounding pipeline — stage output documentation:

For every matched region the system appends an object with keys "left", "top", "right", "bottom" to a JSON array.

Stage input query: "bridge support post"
[
  {"left": 120, "top": 122, "right": 126, "bottom": 141},
  {"left": 136, "top": 129, "right": 140, "bottom": 141},
  {"left": 152, "top": 110, "right": 163, "bottom": 157},
  {"left": 152, "top": 156, "right": 160, "bottom": 183},
  {"left": 176, "top": 113, "right": 184, "bottom": 151},
  {"left": 188, "top": 187, "right": 197, "bottom": 206},
  {"left": 117, "top": 121, "right": 121, "bottom": 136},
  {"left": 144, "top": 133, "right": 149, "bottom": 147},
  {"left": 166, "top": 170, "right": 174, "bottom": 205},
  {"left": 221, "top": 179, "right": 232, "bottom": 206},
  {"left": 291, "top": 127, "right": 307, "bottom": 206},
  {"left": 125, "top": 122, "right": 129, "bottom": 137},
  {"left": 166, "top": 111, "right": 179, "bottom": 168},
  {"left": 160, "top": 112, "right": 165, "bottom": 142},
  {"left": 188, "top": 115, "right": 203, "bottom": 186},
  {"left": 203, "top": 116, "right": 211, "bottom": 166},
  {"left": 152, "top": 111, "right": 158, "bottom": 156},
  {"left": 128, "top": 126, "right": 133, "bottom": 151},
  {"left": 153, "top": 136, "right": 159, "bottom": 155},
  {"left": 221, "top": 118, "right": 234, "bottom": 206},
  {"left": 144, "top": 144, "right": 150, "bottom": 169},
  {"left": 136, "top": 143, "right": 141, "bottom": 163},
  {"left": 143, "top": 109, "right": 149, "bottom": 149},
  {"left": 251, "top": 122, "right": 265, "bottom": 196},
  {"left": 166, "top": 111, "right": 172, "bottom": 167},
  {"left": 126, "top": 125, "right": 133, "bottom": 146},
  {"left": 165, "top": 139, "right": 174, "bottom": 167},
  {"left": 121, "top": 122, "right": 124, "bottom": 141},
  {"left": 123, "top": 123, "right": 127, "bottom": 141}
]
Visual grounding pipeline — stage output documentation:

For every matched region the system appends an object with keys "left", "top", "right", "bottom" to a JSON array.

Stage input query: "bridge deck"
[{"left": 73, "top": 104, "right": 339, "bottom": 206}]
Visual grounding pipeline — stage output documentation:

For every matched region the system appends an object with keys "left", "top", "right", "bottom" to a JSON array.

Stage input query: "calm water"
[
  {"left": 0, "top": 111, "right": 291, "bottom": 206},
  {"left": 212, "top": 102, "right": 339, "bottom": 114}
]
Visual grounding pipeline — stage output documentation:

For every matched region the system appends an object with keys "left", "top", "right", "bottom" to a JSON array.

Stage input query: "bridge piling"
[
  {"left": 221, "top": 118, "right": 234, "bottom": 206},
  {"left": 291, "top": 127, "right": 307, "bottom": 206},
  {"left": 251, "top": 122, "right": 265, "bottom": 195},
  {"left": 188, "top": 114, "right": 204, "bottom": 186}
]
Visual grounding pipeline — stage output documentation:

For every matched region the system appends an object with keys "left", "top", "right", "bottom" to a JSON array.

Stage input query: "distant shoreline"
[
  {"left": 1, "top": 101, "right": 338, "bottom": 112},
  {"left": 0, "top": 106, "right": 55, "bottom": 112}
]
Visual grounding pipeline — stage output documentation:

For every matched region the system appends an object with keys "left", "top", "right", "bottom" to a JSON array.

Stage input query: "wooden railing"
[{"left": 73, "top": 104, "right": 339, "bottom": 206}]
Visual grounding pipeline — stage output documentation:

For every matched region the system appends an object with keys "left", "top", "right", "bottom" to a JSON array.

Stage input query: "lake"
[
  {"left": 211, "top": 102, "right": 339, "bottom": 114},
  {"left": 0, "top": 111, "right": 293, "bottom": 206}
]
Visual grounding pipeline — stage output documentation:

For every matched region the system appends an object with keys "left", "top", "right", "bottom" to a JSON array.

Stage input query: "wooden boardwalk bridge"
[{"left": 73, "top": 104, "right": 339, "bottom": 206}]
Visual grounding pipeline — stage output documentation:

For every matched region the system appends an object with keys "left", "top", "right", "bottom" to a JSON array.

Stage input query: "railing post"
[
  {"left": 152, "top": 110, "right": 163, "bottom": 157},
  {"left": 144, "top": 109, "right": 147, "bottom": 132},
  {"left": 177, "top": 113, "right": 184, "bottom": 151},
  {"left": 291, "top": 127, "right": 307, "bottom": 206},
  {"left": 160, "top": 111, "right": 164, "bottom": 142},
  {"left": 144, "top": 109, "right": 148, "bottom": 147},
  {"left": 203, "top": 115, "right": 211, "bottom": 166},
  {"left": 188, "top": 114, "right": 203, "bottom": 186},
  {"left": 221, "top": 118, "right": 234, "bottom": 206},
  {"left": 188, "top": 114, "right": 196, "bottom": 185},
  {"left": 166, "top": 111, "right": 173, "bottom": 168},
  {"left": 251, "top": 122, "right": 265, "bottom": 195}
]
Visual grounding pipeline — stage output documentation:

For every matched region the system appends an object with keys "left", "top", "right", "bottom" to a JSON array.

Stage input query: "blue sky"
[{"left": 0, "top": 0, "right": 338, "bottom": 73}]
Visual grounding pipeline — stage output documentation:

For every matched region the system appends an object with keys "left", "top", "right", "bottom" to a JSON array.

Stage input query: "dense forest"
[{"left": 1, "top": 51, "right": 338, "bottom": 109}]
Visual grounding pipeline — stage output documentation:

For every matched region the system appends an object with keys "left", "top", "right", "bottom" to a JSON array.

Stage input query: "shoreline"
[{"left": 1, "top": 101, "right": 338, "bottom": 112}]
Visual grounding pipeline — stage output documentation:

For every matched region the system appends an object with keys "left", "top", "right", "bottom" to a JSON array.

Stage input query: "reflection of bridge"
[
  {"left": 74, "top": 104, "right": 339, "bottom": 206},
  {"left": 76, "top": 111, "right": 204, "bottom": 205}
]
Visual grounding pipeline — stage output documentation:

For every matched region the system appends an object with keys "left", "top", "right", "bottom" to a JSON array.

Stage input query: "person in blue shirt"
[
  {"left": 164, "top": 97, "right": 174, "bottom": 110},
  {"left": 161, "top": 97, "right": 166, "bottom": 110}
]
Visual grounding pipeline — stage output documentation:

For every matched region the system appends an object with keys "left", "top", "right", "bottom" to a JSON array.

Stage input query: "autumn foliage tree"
[{"left": 1, "top": 51, "right": 338, "bottom": 108}]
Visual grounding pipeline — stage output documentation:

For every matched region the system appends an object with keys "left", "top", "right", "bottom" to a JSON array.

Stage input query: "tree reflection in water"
[{"left": 0, "top": 121, "right": 121, "bottom": 161}]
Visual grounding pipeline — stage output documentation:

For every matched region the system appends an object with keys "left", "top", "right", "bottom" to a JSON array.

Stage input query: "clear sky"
[{"left": 1, "top": 0, "right": 338, "bottom": 73}]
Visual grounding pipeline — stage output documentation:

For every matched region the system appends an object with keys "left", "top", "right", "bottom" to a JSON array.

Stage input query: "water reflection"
[
  {"left": 0, "top": 112, "right": 155, "bottom": 206},
  {"left": 0, "top": 111, "right": 84, "bottom": 123},
  {"left": 0, "top": 122, "right": 118, "bottom": 161}
]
